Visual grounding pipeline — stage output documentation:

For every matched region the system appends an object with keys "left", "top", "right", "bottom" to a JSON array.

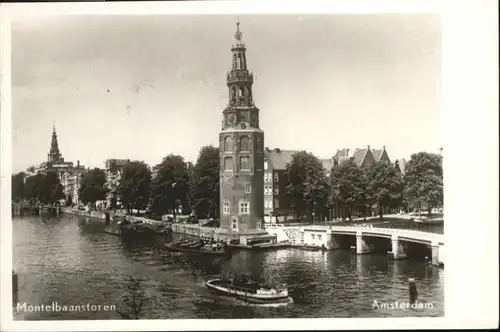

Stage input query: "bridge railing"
[
  {"left": 332, "top": 220, "right": 443, "bottom": 234},
  {"left": 302, "top": 224, "right": 444, "bottom": 243}
]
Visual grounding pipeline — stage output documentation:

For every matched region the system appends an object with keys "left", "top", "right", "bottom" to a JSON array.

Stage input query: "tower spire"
[
  {"left": 226, "top": 19, "right": 254, "bottom": 108},
  {"left": 48, "top": 122, "right": 62, "bottom": 163},
  {"left": 234, "top": 19, "right": 243, "bottom": 42}
]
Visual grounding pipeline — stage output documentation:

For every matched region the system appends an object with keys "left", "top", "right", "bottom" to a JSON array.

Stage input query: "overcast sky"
[{"left": 12, "top": 14, "right": 441, "bottom": 173}]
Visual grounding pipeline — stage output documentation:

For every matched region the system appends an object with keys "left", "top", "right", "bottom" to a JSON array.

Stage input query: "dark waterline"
[{"left": 13, "top": 214, "right": 444, "bottom": 320}]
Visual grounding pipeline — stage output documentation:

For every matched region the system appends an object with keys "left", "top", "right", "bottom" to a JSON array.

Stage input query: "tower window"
[
  {"left": 274, "top": 172, "right": 279, "bottom": 182},
  {"left": 233, "top": 54, "right": 237, "bottom": 69},
  {"left": 224, "top": 136, "right": 233, "bottom": 151},
  {"left": 223, "top": 200, "right": 230, "bottom": 215},
  {"left": 274, "top": 198, "right": 280, "bottom": 209},
  {"left": 274, "top": 187, "right": 279, "bottom": 195},
  {"left": 231, "top": 86, "right": 236, "bottom": 101},
  {"left": 238, "top": 87, "right": 244, "bottom": 97},
  {"left": 224, "top": 157, "right": 233, "bottom": 171},
  {"left": 256, "top": 136, "right": 262, "bottom": 152},
  {"left": 240, "top": 156, "right": 250, "bottom": 170},
  {"left": 245, "top": 185, "right": 251, "bottom": 194},
  {"left": 240, "top": 136, "right": 250, "bottom": 151},
  {"left": 239, "top": 200, "right": 250, "bottom": 215},
  {"left": 232, "top": 217, "right": 238, "bottom": 230},
  {"left": 237, "top": 53, "right": 243, "bottom": 69}
]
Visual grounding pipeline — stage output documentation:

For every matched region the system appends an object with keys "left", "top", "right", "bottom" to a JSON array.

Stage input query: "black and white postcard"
[{"left": 1, "top": 1, "right": 498, "bottom": 331}]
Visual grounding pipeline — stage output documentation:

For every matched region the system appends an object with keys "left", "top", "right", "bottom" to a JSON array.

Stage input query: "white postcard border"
[{"left": 1, "top": 0, "right": 498, "bottom": 330}]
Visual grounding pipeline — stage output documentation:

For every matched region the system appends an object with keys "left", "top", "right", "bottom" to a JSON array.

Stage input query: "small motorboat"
[{"left": 205, "top": 278, "right": 289, "bottom": 304}]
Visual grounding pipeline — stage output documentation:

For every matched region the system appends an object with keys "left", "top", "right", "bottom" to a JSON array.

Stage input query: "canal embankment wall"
[
  {"left": 61, "top": 207, "right": 109, "bottom": 220},
  {"left": 60, "top": 207, "right": 160, "bottom": 225}
]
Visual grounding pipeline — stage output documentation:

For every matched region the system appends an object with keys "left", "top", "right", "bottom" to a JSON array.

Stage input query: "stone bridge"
[
  {"left": 12, "top": 202, "right": 60, "bottom": 216},
  {"left": 268, "top": 224, "right": 445, "bottom": 266}
]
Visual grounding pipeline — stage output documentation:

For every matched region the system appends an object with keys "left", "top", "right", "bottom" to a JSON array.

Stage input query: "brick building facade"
[
  {"left": 264, "top": 148, "right": 296, "bottom": 220},
  {"left": 104, "top": 159, "right": 130, "bottom": 207}
]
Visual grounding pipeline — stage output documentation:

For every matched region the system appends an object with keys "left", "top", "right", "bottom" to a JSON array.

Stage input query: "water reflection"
[{"left": 13, "top": 214, "right": 444, "bottom": 320}]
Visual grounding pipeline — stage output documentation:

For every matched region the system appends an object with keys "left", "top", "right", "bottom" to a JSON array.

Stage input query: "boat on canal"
[
  {"left": 164, "top": 238, "right": 232, "bottom": 257},
  {"left": 106, "top": 218, "right": 172, "bottom": 240},
  {"left": 298, "top": 245, "right": 322, "bottom": 251},
  {"left": 205, "top": 273, "right": 289, "bottom": 304}
]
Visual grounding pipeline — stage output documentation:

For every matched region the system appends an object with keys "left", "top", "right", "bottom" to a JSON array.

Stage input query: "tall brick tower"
[{"left": 217, "top": 21, "right": 270, "bottom": 244}]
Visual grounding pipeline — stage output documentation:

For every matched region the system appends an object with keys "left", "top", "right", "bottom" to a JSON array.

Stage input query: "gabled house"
[
  {"left": 352, "top": 147, "right": 376, "bottom": 169},
  {"left": 371, "top": 146, "right": 391, "bottom": 164},
  {"left": 333, "top": 145, "right": 391, "bottom": 169},
  {"left": 330, "top": 145, "right": 393, "bottom": 220}
]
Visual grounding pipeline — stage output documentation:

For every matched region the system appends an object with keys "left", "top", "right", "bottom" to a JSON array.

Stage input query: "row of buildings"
[
  {"left": 30, "top": 124, "right": 405, "bottom": 216},
  {"left": 262, "top": 145, "right": 405, "bottom": 221}
]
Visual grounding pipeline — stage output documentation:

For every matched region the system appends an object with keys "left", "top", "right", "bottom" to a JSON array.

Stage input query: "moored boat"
[
  {"left": 164, "top": 240, "right": 232, "bottom": 257},
  {"left": 299, "top": 245, "right": 321, "bottom": 251},
  {"left": 205, "top": 278, "right": 289, "bottom": 304}
]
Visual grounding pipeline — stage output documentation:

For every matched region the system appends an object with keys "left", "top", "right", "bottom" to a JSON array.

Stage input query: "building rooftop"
[
  {"left": 352, "top": 148, "right": 369, "bottom": 167},
  {"left": 371, "top": 149, "right": 382, "bottom": 162}
]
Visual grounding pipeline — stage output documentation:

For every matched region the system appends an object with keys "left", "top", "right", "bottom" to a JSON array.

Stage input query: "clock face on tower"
[
  {"left": 227, "top": 113, "right": 236, "bottom": 125},
  {"left": 240, "top": 111, "right": 248, "bottom": 123}
]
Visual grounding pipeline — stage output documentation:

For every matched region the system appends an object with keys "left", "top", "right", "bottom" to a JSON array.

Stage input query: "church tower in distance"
[
  {"left": 218, "top": 21, "right": 266, "bottom": 238},
  {"left": 48, "top": 123, "right": 63, "bottom": 163}
]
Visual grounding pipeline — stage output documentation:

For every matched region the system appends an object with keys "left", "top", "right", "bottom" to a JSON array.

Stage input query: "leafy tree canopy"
[
  {"left": 404, "top": 152, "right": 443, "bottom": 211},
  {"left": 150, "top": 155, "right": 190, "bottom": 217},
  {"left": 12, "top": 172, "right": 26, "bottom": 202},
  {"left": 329, "top": 159, "right": 367, "bottom": 210},
  {"left": 22, "top": 171, "right": 64, "bottom": 205},
  {"left": 79, "top": 168, "right": 108, "bottom": 207},
  {"left": 189, "top": 146, "right": 220, "bottom": 219},
  {"left": 366, "top": 162, "right": 404, "bottom": 218},
  {"left": 286, "top": 151, "right": 330, "bottom": 219},
  {"left": 117, "top": 161, "right": 151, "bottom": 213}
]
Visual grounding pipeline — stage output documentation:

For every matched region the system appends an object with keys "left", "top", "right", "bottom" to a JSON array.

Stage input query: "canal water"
[{"left": 12, "top": 214, "right": 444, "bottom": 320}]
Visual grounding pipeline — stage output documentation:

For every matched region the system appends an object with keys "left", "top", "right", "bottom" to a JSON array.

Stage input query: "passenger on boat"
[{"left": 211, "top": 243, "right": 219, "bottom": 251}]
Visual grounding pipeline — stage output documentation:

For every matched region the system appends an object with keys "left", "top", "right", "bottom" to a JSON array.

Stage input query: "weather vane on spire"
[{"left": 234, "top": 18, "right": 243, "bottom": 42}]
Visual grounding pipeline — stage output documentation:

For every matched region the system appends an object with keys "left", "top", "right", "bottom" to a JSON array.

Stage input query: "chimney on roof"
[
  {"left": 383, "top": 145, "right": 386, "bottom": 150},
  {"left": 77, "top": 160, "right": 80, "bottom": 167},
  {"left": 265, "top": 147, "right": 270, "bottom": 153},
  {"left": 274, "top": 148, "right": 280, "bottom": 153},
  {"left": 367, "top": 145, "right": 370, "bottom": 150},
  {"left": 346, "top": 149, "right": 349, "bottom": 157}
]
